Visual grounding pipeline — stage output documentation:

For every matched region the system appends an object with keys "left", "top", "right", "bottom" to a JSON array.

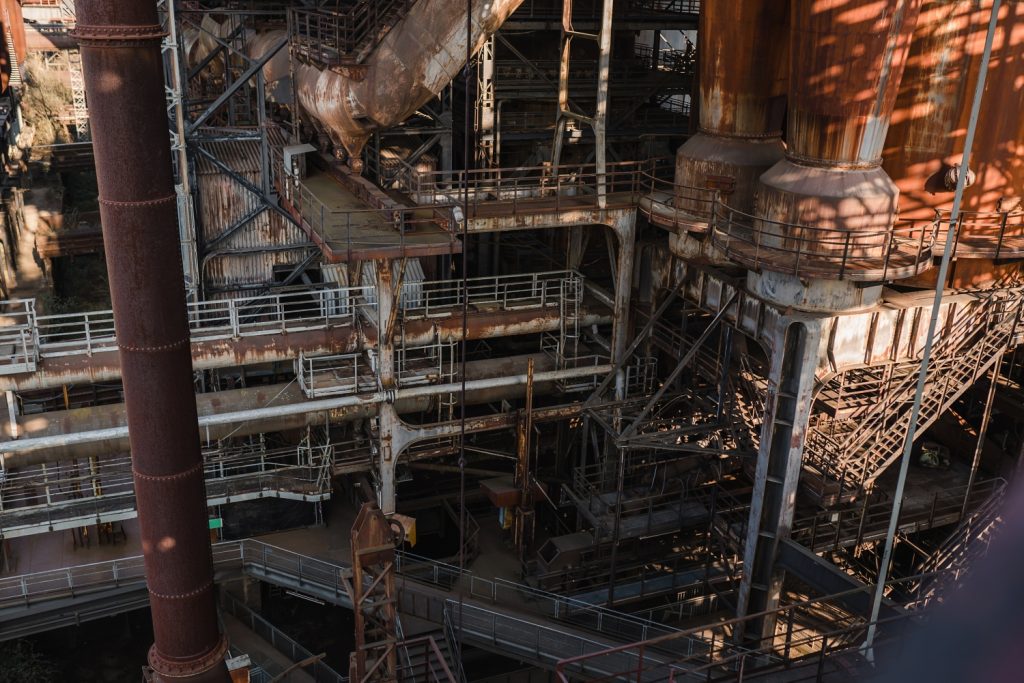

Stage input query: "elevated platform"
[{"left": 286, "top": 172, "right": 458, "bottom": 262}]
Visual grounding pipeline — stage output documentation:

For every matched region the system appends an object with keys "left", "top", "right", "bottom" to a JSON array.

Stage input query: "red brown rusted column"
[
  {"left": 884, "top": 0, "right": 1024, "bottom": 288},
  {"left": 73, "top": 2, "right": 230, "bottom": 681},
  {"left": 755, "top": 0, "right": 922, "bottom": 264},
  {"left": 674, "top": 0, "right": 789, "bottom": 218}
]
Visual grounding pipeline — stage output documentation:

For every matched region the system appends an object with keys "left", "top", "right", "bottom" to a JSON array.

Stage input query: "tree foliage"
[{"left": 20, "top": 54, "right": 73, "bottom": 149}]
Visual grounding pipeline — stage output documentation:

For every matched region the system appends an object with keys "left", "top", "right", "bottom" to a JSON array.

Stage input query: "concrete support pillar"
[{"left": 737, "top": 319, "right": 823, "bottom": 646}]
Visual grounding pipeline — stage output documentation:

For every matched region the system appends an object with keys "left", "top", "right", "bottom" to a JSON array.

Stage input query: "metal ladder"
[
  {"left": 556, "top": 274, "right": 584, "bottom": 391},
  {"left": 3, "top": 8, "right": 19, "bottom": 88},
  {"left": 66, "top": 49, "right": 89, "bottom": 140}
]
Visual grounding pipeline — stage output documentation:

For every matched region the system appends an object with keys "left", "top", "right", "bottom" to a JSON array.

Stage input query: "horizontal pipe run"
[{"left": 0, "top": 364, "right": 612, "bottom": 458}]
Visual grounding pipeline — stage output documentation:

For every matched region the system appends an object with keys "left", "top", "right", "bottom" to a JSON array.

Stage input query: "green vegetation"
[{"left": 20, "top": 55, "right": 73, "bottom": 152}]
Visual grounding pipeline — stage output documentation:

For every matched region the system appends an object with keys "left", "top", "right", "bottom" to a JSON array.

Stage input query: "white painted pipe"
[{"left": 0, "top": 365, "right": 612, "bottom": 455}]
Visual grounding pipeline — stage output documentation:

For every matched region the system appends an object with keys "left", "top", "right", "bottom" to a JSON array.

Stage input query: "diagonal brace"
[
  {"left": 187, "top": 35, "right": 287, "bottom": 133},
  {"left": 194, "top": 145, "right": 299, "bottom": 227},
  {"left": 205, "top": 204, "right": 267, "bottom": 251},
  {"left": 617, "top": 291, "right": 737, "bottom": 443},
  {"left": 584, "top": 278, "right": 686, "bottom": 406}
]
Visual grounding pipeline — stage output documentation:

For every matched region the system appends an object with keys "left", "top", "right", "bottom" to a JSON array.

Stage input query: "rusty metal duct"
[
  {"left": 754, "top": 0, "right": 922, "bottom": 268},
  {"left": 293, "top": 0, "right": 525, "bottom": 160},
  {"left": 882, "top": 0, "right": 1024, "bottom": 287},
  {"left": 73, "top": 1, "right": 230, "bottom": 681},
  {"left": 674, "top": 0, "right": 788, "bottom": 218}
]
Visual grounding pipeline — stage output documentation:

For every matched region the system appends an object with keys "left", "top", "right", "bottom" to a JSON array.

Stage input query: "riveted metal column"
[
  {"left": 73, "top": 2, "right": 229, "bottom": 681},
  {"left": 737, "top": 320, "right": 822, "bottom": 648}
]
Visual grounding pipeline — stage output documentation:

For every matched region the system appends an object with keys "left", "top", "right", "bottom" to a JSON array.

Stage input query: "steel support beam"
[
  {"left": 737, "top": 320, "right": 822, "bottom": 647},
  {"left": 186, "top": 35, "right": 287, "bottom": 133}
]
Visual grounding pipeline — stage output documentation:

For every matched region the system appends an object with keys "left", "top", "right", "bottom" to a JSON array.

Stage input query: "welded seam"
[
  {"left": 148, "top": 579, "right": 214, "bottom": 601},
  {"left": 118, "top": 338, "right": 190, "bottom": 353},
  {"left": 73, "top": 24, "right": 166, "bottom": 44},
  {"left": 133, "top": 461, "right": 203, "bottom": 482},
  {"left": 99, "top": 195, "right": 177, "bottom": 208}
]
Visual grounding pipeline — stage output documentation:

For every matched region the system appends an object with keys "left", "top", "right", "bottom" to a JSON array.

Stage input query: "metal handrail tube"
[
  {"left": 21, "top": 284, "right": 367, "bottom": 361},
  {"left": 0, "top": 363, "right": 614, "bottom": 454}
]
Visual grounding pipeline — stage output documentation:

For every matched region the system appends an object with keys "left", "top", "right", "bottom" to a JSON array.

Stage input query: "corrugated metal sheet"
[
  {"left": 196, "top": 134, "right": 312, "bottom": 294},
  {"left": 360, "top": 259, "right": 425, "bottom": 309}
]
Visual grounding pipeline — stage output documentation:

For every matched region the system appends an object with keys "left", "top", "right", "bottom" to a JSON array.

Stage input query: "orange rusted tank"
[
  {"left": 295, "top": 0, "right": 525, "bottom": 161},
  {"left": 883, "top": 0, "right": 1024, "bottom": 286},
  {"left": 752, "top": 0, "right": 922, "bottom": 274},
  {"left": 673, "top": 0, "right": 788, "bottom": 217}
]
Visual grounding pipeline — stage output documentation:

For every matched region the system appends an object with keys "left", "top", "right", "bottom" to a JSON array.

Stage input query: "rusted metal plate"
[
  {"left": 697, "top": 0, "right": 788, "bottom": 138},
  {"left": 292, "top": 0, "right": 526, "bottom": 159},
  {"left": 789, "top": 0, "right": 922, "bottom": 165},
  {"left": 675, "top": 0, "right": 788, "bottom": 216},
  {"left": 881, "top": 0, "right": 1024, "bottom": 284}
]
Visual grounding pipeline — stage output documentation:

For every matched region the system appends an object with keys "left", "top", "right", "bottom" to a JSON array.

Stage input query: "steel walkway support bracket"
[{"left": 737, "top": 319, "right": 823, "bottom": 648}]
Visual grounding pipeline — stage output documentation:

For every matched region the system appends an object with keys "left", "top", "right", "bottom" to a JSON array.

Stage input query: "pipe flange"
[
  {"left": 73, "top": 24, "right": 166, "bottom": 46},
  {"left": 696, "top": 127, "right": 784, "bottom": 141},
  {"left": 147, "top": 634, "right": 228, "bottom": 679},
  {"left": 784, "top": 152, "right": 882, "bottom": 171}
]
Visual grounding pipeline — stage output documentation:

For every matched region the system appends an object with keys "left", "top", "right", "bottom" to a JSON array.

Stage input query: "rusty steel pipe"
[
  {"left": 754, "top": 0, "right": 923, "bottom": 270},
  {"left": 883, "top": 1, "right": 1024, "bottom": 288},
  {"left": 674, "top": 0, "right": 789, "bottom": 216},
  {"left": 292, "top": 0, "right": 525, "bottom": 160},
  {"left": 0, "top": 353, "right": 565, "bottom": 466},
  {"left": 73, "top": 2, "right": 229, "bottom": 681}
]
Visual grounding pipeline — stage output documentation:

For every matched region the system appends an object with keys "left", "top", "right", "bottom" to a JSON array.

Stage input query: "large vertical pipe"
[
  {"left": 883, "top": 0, "right": 1024, "bottom": 288},
  {"left": 755, "top": 0, "right": 921, "bottom": 257},
  {"left": 673, "top": 0, "right": 789, "bottom": 218},
  {"left": 73, "top": 3, "right": 230, "bottom": 681}
]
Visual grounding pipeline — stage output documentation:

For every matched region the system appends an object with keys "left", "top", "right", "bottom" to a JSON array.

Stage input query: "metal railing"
[
  {"left": 0, "top": 299, "right": 37, "bottom": 374},
  {"left": 394, "top": 551, "right": 686, "bottom": 646},
  {"left": 551, "top": 571, "right": 942, "bottom": 683},
  {"left": 288, "top": 2, "right": 414, "bottom": 66},
  {"left": 937, "top": 208, "right": 1024, "bottom": 259},
  {"left": 396, "top": 159, "right": 649, "bottom": 214},
  {"left": 510, "top": 0, "right": 699, "bottom": 20},
  {"left": 1, "top": 538, "right": 694, "bottom": 669},
  {"left": 638, "top": 171, "right": 719, "bottom": 230},
  {"left": 806, "top": 291, "right": 1024, "bottom": 491},
  {"left": 281, "top": 171, "right": 454, "bottom": 261},
  {"left": 790, "top": 478, "right": 1006, "bottom": 553},
  {"left": 397, "top": 270, "right": 574, "bottom": 319},
  {"left": 7, "top": 285, "right": 367, "bottom": 363},
  {"left": 297, "top": 351, "right": 378, "bottom": 399},
  {"left": 0, "top": 539, "right": 365, "bottom": 608},
  {"left": 710, "top": 203, "right": 938, "bottom": 281},
  {"left": 0, "top": 442, "right": 333, "bottom": 539},
  {"left": 219, "top": 590, "right": 347, "bottom": 683},
  {"left": 298, "top": 339, "right": 457, "bottom": 398}
]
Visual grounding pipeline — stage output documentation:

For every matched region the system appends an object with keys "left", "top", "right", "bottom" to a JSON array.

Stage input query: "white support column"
[{"left": 5, "top": 390, "right": 18, "bottom": 440}]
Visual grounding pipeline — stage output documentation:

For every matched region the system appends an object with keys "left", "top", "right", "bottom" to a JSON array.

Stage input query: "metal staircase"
[
  {"left": 3, "top": 7, "right": 19, "bottom": 89},
  {"left": 805, "top": 292, "right": 1024, "bottom": 496},
  {"left": 913, "top": 480, "right": 1005, "bottom": 604}
]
